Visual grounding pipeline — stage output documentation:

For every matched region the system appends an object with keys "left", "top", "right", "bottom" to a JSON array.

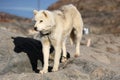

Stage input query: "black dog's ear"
[{"left": 11, "top": 37, "right": 15, "bottom": 39}]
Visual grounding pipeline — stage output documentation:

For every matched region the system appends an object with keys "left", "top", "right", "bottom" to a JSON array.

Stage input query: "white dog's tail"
[{"left": 70, "top": 28, "right": 76, "bottom": 45}]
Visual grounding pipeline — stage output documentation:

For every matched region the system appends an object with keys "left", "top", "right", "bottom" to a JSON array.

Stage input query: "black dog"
[{"left": 12, "top": 37, "right": 45, "bottom": 73}]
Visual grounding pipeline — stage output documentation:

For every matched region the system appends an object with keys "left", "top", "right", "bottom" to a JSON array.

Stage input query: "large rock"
[{"left": 0, "top": 28, "right": 120, "bottom": 80}]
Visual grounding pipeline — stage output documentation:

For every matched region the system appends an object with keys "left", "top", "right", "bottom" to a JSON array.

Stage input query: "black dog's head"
[
  {"left": 11, "top": 37, "right": 42, "bottom": 53},
  {"left": 12, "top": 37, "right": 24, "bottom": 53}
]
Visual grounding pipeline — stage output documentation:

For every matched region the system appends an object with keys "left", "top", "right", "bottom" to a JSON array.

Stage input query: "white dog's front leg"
[
  {"left": 52, "top": 45, "right": 61, "bottom": 72},
  {"left": 40, "top": 40, "right": 50, "bottom": 74}
]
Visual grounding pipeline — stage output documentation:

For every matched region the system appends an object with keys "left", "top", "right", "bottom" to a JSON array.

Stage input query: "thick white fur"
[{"left": 33, "top": 4, "right": 83, "bottom": 74}]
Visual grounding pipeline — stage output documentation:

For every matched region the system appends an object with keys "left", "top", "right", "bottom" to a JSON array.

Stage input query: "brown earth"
[
  {"left": 0, "top": 12, "right": 34, "bottom": 35},
  {"left": 0, "top": 12, "right": 31, "bottom": 23}
]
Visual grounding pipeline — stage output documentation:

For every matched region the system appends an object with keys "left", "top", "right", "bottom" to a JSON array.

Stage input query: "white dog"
[{"left": 33, "top": 4, "right": 83, "bottom": 74}]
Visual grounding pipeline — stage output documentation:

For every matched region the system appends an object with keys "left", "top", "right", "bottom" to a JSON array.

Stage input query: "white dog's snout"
[
  {"left": 34, "top": 21, "right": 39, "bottom": 27},
  {"left": 34, "top": 23, "right": 37, "bottom": 27}
]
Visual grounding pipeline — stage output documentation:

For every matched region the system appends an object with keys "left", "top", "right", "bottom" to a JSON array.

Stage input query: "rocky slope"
[
  {"left": 48, "top": 0, "right": 120, "bottom": 34},
  {"left": 0, "top": 27, "right": 120, "bottom": 80},
  {"left": 0, "top": 12, "right": 31, "bottom": 23},
  {"left": 0, "top": 12, "right": 34, "bottom": 35}
]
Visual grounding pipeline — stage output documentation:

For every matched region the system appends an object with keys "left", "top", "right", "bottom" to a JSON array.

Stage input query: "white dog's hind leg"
[
  {"left": 74, "top": 29, "right": 82, "bottom": 57},
  {"left": 52, "top": 45, "right": 61, "bottom": 72},
  {"left": 75, "top": 39, "right": 80, "bottom": 57},
  {"left": 61, "top": 39, "right": 67, "bottom": 63}
]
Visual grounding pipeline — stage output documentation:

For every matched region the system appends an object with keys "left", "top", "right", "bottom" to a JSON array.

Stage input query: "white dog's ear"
[
  {"left": 33, "top": 10, "right": 38, "bottom": 15},
  {"left": 42, "top": 11, "right": 48, "bottom": 18}
]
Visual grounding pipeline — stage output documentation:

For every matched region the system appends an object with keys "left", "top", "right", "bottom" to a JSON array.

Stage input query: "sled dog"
[{"left": 33, "top": 4, "right": 83, "bottom": 74}]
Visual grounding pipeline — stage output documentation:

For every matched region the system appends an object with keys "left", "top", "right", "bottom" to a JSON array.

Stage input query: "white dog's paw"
[
  {"left": 52, "top": 67, "right": 58, "bottom": 72},
  {"left": 74, "top": 53, "right": 80, "bottom": 58},
  {"left": 39, "top": 69, "right": 48, "bottom": 74},
  {"left": 61, "top": 56, "right": 67, "bottom": 63}
]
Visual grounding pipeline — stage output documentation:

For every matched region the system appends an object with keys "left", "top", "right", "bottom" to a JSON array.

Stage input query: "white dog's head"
[{"left": 33, "top": 10, "right": 55, "bottom": 33}]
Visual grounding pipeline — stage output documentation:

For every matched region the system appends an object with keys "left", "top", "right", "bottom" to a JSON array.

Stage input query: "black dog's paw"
[{"left": 34, "top": 69, "right": 40, "bottom": 73}]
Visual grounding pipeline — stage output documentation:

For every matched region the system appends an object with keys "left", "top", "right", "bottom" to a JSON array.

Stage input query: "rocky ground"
[{"left": 0, "top": 25, "right": 120, "bottom": 80}]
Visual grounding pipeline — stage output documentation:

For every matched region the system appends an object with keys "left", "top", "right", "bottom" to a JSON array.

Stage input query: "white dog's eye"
[{"left": 40, "top": 20, "right": 43, "bottom": 23}]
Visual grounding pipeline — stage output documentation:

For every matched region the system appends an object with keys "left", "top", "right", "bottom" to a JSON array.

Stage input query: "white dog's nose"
[{"left": 34, "top": 27, "right": 37, "bottom": 31}]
